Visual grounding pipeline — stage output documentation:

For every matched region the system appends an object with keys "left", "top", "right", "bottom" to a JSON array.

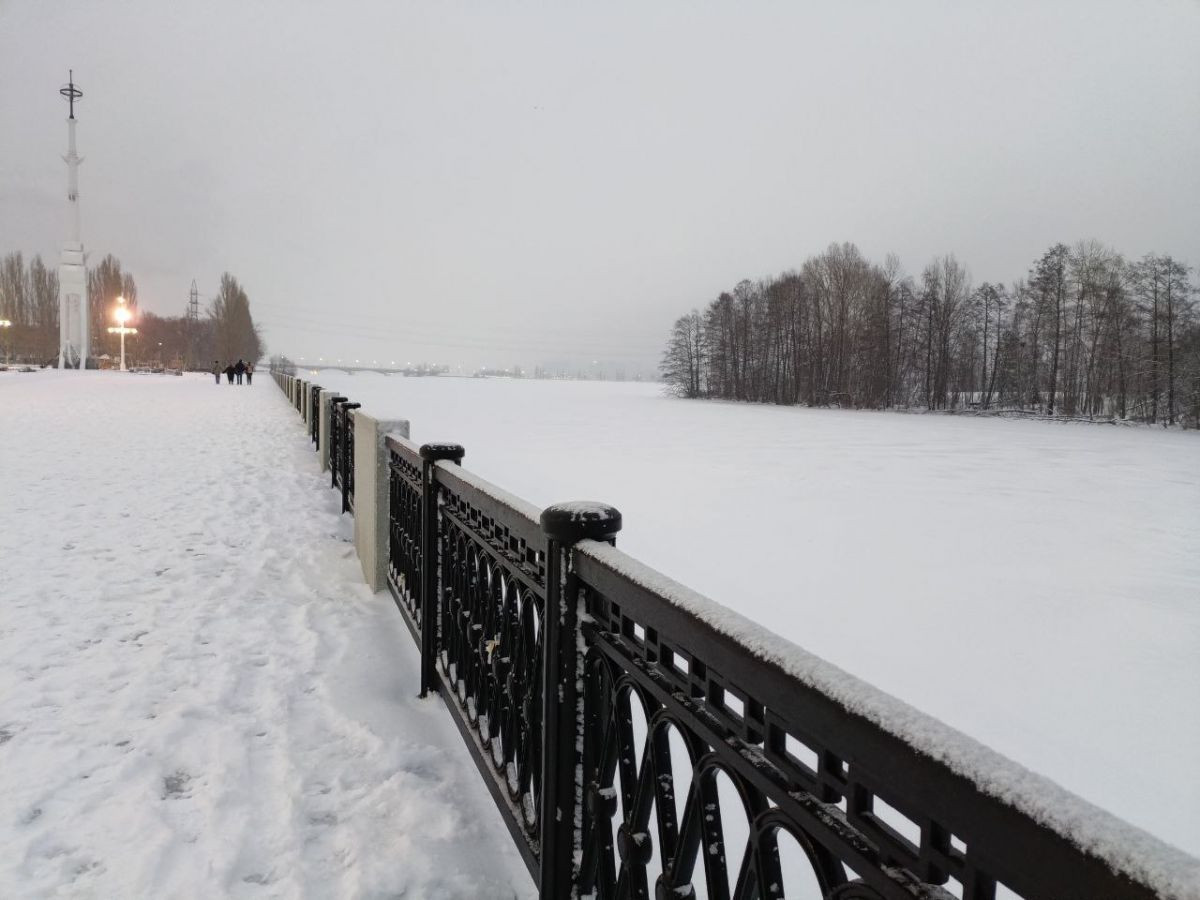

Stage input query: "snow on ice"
[
  {"left": 314, "top": 371, "right": 1200, "bottom": 863},
  {"left": 0, "top": 370, "right": 533, "bottom": 899}
]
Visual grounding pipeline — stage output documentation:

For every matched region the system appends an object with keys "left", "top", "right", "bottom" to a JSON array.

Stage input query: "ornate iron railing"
[
  {"left": 325, "top": 397, "right": 361, "bottom": 514},
  {"left": 386, "top": 434, "right": 423, "bottom": 636},
  {"left": 342, "top": 405, "right": 359, "bottom": 512},
  {"left": 309, "top": 384, "right": 322, "bottom": 446},
  {"left": 327, "top": 394, "right": 346, "bottom": 487},
  {"left": 264, "top": 376, "right": 1187, "bottom": 899},
  {"left": 375, "top": 441, "right": 1180, "bottom": 900},
  {"left": 385, "top": 436, "right": 547, "bottom": 872},
  {"left": 569, "top": 541, "right": 1166, "bottom": 900}
]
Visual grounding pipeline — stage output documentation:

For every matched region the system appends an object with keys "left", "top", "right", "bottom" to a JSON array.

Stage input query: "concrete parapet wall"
[{"left": 352, "top": 412, "right": 411, "bottom": 592}]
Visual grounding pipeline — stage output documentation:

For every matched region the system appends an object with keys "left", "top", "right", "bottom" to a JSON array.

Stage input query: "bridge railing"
[{"left": 268, "top": 370, "right": 1191, "bottom": 900}]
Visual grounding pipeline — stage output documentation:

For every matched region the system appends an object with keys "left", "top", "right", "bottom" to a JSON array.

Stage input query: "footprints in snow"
[{"left": 161, "top": 769, "right": 193, "bottom": 800}]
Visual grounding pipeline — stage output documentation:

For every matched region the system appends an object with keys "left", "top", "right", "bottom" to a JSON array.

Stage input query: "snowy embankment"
[
  {"left": 311, "top": 371, "right": 1200, "bottom": 861},
  {"left": 0, "top": 371, "right": 533, "bottom": 899}
]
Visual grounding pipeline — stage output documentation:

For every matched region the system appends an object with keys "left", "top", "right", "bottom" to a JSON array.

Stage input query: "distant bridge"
[{"left": 292, "top": 364, "right": 450, "bottom": 377}]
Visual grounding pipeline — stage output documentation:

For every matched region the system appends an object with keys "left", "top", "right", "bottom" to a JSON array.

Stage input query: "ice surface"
[
  {"left": 0, "top": 370, "right": 534, "bottom": 898},
  {"left": 313, "top": 371, "right": 1200, "bottom": 862}
]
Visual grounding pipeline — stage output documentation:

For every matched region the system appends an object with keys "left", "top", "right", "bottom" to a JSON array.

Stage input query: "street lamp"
[
  {"left": 107, "top": 296, "right": 137, "bottom": 371},
  {"left": 0, "top": 319, "right": 11, "bottom": 364}
]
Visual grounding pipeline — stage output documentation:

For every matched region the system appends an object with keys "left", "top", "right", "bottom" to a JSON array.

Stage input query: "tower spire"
[{"left": 59, "top": 69, "right": 81, "bottom": 119}]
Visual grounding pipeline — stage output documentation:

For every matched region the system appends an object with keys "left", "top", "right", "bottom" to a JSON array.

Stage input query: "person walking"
[
  {"left": 234, "top": 359, "right": 246, "bottom": 385},
  {"left": 211, "top": 360, "right": 221, "bottom": 385},
  {"left": 224, "top": 363, "right": 235, "bottom": 384},
  {"left": 245, "top": 361, "right": 254, "bottom": 385}
]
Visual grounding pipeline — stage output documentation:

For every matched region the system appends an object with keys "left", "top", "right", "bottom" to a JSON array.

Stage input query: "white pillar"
[
  {"left": 352, "top": 412, "right": 410, "bottom": 593},
  {"left": 57, "top": 85, "right": 88, "bottom": 370}
]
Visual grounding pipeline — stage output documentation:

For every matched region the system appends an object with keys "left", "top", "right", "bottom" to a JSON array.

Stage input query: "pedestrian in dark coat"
[
  {"left": 234, "top": 359, "right": 246, "bottom": 384},
  {"left": 224, "top": 364, "right": 235, "bottom": 384},
  {"left": 212, "top": 360, "right": 221, "bottom": 385},
  {"left": 245, "top": 362, "right": 254, "bottom": 385}
]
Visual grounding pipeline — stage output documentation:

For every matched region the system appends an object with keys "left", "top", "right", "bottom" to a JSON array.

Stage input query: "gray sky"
[{"left": 2, "top": 1, "right": 1198, "bottom": 373}]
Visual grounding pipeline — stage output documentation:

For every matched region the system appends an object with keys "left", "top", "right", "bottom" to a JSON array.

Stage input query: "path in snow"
[{"left": 0, "top": 371, "right": 534, "bottom": 899}]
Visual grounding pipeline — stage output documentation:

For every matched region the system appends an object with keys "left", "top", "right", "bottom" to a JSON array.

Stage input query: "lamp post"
[
  {"left": 107, "top": 296, "right": 137, "bottom": 371},
  {"left": 0, "top": 319, "right": 11, "bottom": 364}
]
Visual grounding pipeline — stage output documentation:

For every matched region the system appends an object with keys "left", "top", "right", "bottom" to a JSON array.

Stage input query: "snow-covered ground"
[
  {"left": 311, "top": 370, "right": 1200, "bottom": 860},
  {"left": 0, "top": 370, "right": 534, "bottom": 899}
]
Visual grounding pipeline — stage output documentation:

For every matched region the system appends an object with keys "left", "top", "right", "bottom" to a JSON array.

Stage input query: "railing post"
[
  {"left": 417, "top": 443, "right": 465, "bottom": 698},
  {"left": 539, "top": 502, "right": 622, "bottom": 899}
]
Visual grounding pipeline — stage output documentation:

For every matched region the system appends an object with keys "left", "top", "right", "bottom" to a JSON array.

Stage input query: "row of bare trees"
[
  {"left": 0, "top": 251, "right": 141, "bottom": 363},
  {"left": 0, "top": 253, "right": 263, "bottom": 368},
  {"left": 0, "top": 252, "right": 62, "bottom": 361},
  {"left": 661, "top": 242, "right": 1199, "bottom": 426}
]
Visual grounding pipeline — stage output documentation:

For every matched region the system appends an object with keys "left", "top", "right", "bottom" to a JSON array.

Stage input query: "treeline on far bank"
[
  {"left": 0, "top": 251, "right": 263, "bottom": 368},
  {"left": 660, "top": 241, "right": 1198, "bottom": 427}
]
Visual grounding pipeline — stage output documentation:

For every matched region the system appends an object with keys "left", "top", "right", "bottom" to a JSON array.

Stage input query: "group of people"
[{"left": 213, "top": 359, "right": 254, "bottom": 385}]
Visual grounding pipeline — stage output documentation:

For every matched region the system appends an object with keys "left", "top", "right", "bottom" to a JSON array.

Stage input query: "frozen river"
[{"left": 313, "top": 370, "right": 1200, "bottom": 857}]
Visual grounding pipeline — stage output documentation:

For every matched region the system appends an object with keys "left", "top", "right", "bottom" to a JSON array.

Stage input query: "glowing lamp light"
[{"left": 109, "top": 297, "right": 136, "bottom": 371}]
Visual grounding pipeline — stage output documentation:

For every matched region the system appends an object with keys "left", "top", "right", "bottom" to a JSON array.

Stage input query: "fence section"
[
  {"left": 309, "top": 384, "right": 322, "bottom": 446},
  {"left": 268, "top": 366, "right": 1186, "bottom": 900}
]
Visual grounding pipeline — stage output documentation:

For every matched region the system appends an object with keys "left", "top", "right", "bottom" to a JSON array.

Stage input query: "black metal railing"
[
  {"left": 376, "top": 439, "right": 1176, "bottom": 900},
  {"left": 265, "top": 371, "right": 1184, "bottom": 900},
  {"left": 568, "top": 541, "right": 1154, "bottom": 900},
  {"left": 310, "top": 385, "right": 322, "bottom": 447},
  {"left": 327, "top": 394, "right": 346, "bottom": 494},
  {"left": 343, "top": 405, "right": 359, "bottom": 512},
  {"left": 328, "top": 397, "right": 360, "bottom": 515}
]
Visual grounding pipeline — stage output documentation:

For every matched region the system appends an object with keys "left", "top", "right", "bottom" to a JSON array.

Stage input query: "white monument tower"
[{"left": 57, "top": 71, "right": 89, "bottom": 370}]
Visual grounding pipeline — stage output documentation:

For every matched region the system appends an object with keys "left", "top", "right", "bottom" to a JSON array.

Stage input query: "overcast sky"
[{"left": 2, "top": 1, "right": 1198, "bottom": 373}]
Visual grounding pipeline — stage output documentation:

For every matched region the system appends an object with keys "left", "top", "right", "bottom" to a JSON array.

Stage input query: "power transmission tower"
[
  {"left": 184, "top": 279, "right": 200, "bottom": 369},
  {"left": 187, "top": 279, "right": 200, "bottom": 321}
]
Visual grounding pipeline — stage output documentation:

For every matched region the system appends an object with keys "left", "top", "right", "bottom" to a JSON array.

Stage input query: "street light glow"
[{"left": 110, "top": 301, "right": 136, "bottom": 371}]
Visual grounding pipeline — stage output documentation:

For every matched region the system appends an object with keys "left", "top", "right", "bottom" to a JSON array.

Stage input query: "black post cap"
[
  {"left": 541, "top": 502, "right": 622, "bottom": 544},
  {"left": 419, "top": 442, "right": 465, "bottom": 464}
]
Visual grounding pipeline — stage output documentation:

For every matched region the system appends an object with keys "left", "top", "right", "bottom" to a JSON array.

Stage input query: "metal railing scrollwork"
[
  {"left": 310, "top": 384, "right": 321, "bottom": 446},
  {"left": 263, "top": 370, "right": 1189, "bottom": 900},
  {"left": 378, "top": 444, "right": 1181, "bottom": 900}
]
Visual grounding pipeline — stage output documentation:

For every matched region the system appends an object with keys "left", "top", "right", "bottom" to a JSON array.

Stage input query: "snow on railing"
[{"left": 270, "top": 371, "right": 1199, "bottom": 899}]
